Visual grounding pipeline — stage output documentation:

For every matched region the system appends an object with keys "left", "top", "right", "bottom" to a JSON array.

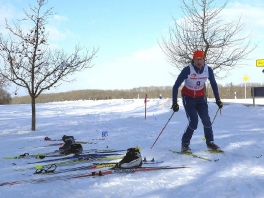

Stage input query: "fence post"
[
  {"left": 144, "top": 94, "right": 148, "bottom": 120},
  {"left": 252, "top": 87, "right": 255, "bottom": 107}
]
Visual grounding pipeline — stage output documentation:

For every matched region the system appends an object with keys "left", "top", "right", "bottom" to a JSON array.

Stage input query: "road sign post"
[{"left": 243, "top": 75, "right": 249, "bottom": 99}]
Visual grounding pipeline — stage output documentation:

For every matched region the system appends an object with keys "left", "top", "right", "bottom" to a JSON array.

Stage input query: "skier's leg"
[
  {"left": 181, "top": 95, "right": 199, "bottom": 144},
  {"left": 196, "top": 97, "right": 214, "bottom": 144}
]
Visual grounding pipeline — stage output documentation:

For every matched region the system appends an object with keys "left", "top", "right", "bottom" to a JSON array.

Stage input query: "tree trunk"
[{"left": 31, "top": 96, "right": 36, "bottom": 131}]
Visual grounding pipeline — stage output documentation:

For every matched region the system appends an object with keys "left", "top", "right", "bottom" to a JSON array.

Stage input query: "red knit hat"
[{"left": 193, "top": 50, "right": 204, "bottom": 59}]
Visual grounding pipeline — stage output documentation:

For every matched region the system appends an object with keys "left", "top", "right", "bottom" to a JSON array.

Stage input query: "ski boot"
[
  {"left": 59, "top": 135, "right": 75, "bottom": 154},
  {"left": 115, "top": 147, "right": 142, "bottom": 168},
  {"left": 207, "top": 141, "right": 224, "bottom": 153},
  {"left": 181, "top": 143, "right": 191, "bottom": 153}
]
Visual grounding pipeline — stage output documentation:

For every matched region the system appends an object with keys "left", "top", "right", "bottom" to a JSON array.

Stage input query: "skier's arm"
[
  {"left": 208, "top": 67, "right": 220, "bottom": 100},
  {"left": 172, "top": 67, "right": 190, "bottom": 103}
]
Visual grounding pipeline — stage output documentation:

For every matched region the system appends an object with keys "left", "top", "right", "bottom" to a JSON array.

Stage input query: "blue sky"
[{"left": 1, "top": 0, "right": 264, "bottom": 96}]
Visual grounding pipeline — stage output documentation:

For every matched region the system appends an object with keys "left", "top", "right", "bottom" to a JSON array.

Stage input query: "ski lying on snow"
[
  {"left": 1, "top": 166, "right": 189, "bottom": 186},
  {"left": 34, "top": 163, "right": 116, "bottom": 175},
  {"left": 4, "top": 149, "right": 126, "bottom": 160},
  {"left": 92, "top": 160, "right": 164, "bottom": 166},
  {"left": 205, "top": 150, "right": 262, "bottom": 159},
  {"left": 43, "top": 137, "right": 106, "bottom": 141},
  {"left": 170, "top": 150, "right": 219, "bottom": 162},
  {"left": 19, "top": 141, "right": 97, "bottom": 149},
  {"left": 34, "top": 160, "right": 164, "bottom": 175},
  {"left": 14, "top": 155, "right": 124, "bottom": 171},
  {"left": 35, "top": 160, "right": 163, "bottom": 174},
  {"left": 27, "top": 153, "right": 124, "bottom": 164}
]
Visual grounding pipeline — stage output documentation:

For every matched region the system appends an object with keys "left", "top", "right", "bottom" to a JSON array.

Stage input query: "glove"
[
  {"left": 216, "top": 99, "right": 223, "bottom": 109},
  {"left": 171, "top": 103, "right": 179, "bottom": 112}
]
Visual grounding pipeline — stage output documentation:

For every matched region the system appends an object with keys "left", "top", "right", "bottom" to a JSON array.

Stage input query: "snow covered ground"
[{"left": 0, "top": 98, "right": 264, "bottom": 198}]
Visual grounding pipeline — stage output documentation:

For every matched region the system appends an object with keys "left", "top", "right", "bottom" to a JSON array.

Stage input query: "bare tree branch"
[{"left": 160, "top": 0, "right": 256, "bottom": 79}]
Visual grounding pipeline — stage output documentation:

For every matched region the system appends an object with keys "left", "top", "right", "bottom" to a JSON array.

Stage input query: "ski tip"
[{"left": 0, "top": 182, "right": 16, "bottom": 186}]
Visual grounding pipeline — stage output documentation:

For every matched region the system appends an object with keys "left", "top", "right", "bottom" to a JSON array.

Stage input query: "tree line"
[
  {"left": 6, "top": 83, "right": 263, "bottom": 104},
  {"left": 0, "top": 87, "right": 11, "bottom": 104}
]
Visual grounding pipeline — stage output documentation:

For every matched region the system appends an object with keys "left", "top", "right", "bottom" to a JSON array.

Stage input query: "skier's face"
[{"left": 193, "top": 57, "right": 205, "bottom": 68}]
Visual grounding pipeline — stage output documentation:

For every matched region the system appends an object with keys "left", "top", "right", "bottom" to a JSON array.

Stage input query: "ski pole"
[
  {"left": 202, "top": 108, "right": 221, "bottom": 142},
  {"left": 151, "top": 111, "right": 175, "bottom": 149},
  {"left": 211, "top": 108, "right": 220, "bottom": 125}
]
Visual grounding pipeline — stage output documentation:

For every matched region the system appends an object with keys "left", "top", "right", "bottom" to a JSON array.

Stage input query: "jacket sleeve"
[
  {"left": 172, "top": 67, "right": 190, "bottom": 103},
  {"left": 208, "top": 67, "right": 220, "bottom": 100}
]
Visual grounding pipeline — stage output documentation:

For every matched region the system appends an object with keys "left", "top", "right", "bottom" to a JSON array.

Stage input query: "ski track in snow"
[{"left": 0, "top": 98, "right": 264, "bottom": 198}]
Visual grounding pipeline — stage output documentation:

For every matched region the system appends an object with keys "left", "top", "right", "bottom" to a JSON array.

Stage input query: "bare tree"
[
  {"left": 160, "top": 0, "right": 255, "bottom": 78},
  {"left": 0, "top": 0, "right": 98, "bottom": 130}
]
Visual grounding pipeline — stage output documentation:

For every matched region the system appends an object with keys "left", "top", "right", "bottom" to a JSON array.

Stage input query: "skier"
[{"left": 171, "top": 50, "right": 223, "bottom": 153}]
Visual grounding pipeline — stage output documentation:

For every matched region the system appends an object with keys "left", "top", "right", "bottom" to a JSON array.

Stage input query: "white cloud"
[
  {"left": 114, "top": 45, "right": 166, "bottom": 65},
  {"left": 223, "top": 2, "right": 264, "bottom": 35},
  {"left": 0, "top": 4, "right": 16, "bottom": 20},
  {"left": 132, "top": 45, "right": 165, "bottom": 62},
  {"left": 217, "top": 1, "right": 264, "bottom": 85},
  {"left": 0, "top": 3, "right": 69, "bottom": 44},
  {"left": 46, "top": 25, "right": 67, "bottom": 42},
  {"left": 0, "top": 4, "right": 21, "bottom": 35},
  {"left": 55, "top": 44, "right": 175, "bottom": 91},
  {"left": 54, "top": 14, "right": 68, "bottom": 22}
]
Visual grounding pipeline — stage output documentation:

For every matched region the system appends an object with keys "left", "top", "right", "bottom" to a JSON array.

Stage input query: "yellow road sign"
[
  {"left": 256, "top": 59, "right": 264, "bottom": 67},
  {"left": 243, "top": 75, "right": 249, "bottom": 82}
]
